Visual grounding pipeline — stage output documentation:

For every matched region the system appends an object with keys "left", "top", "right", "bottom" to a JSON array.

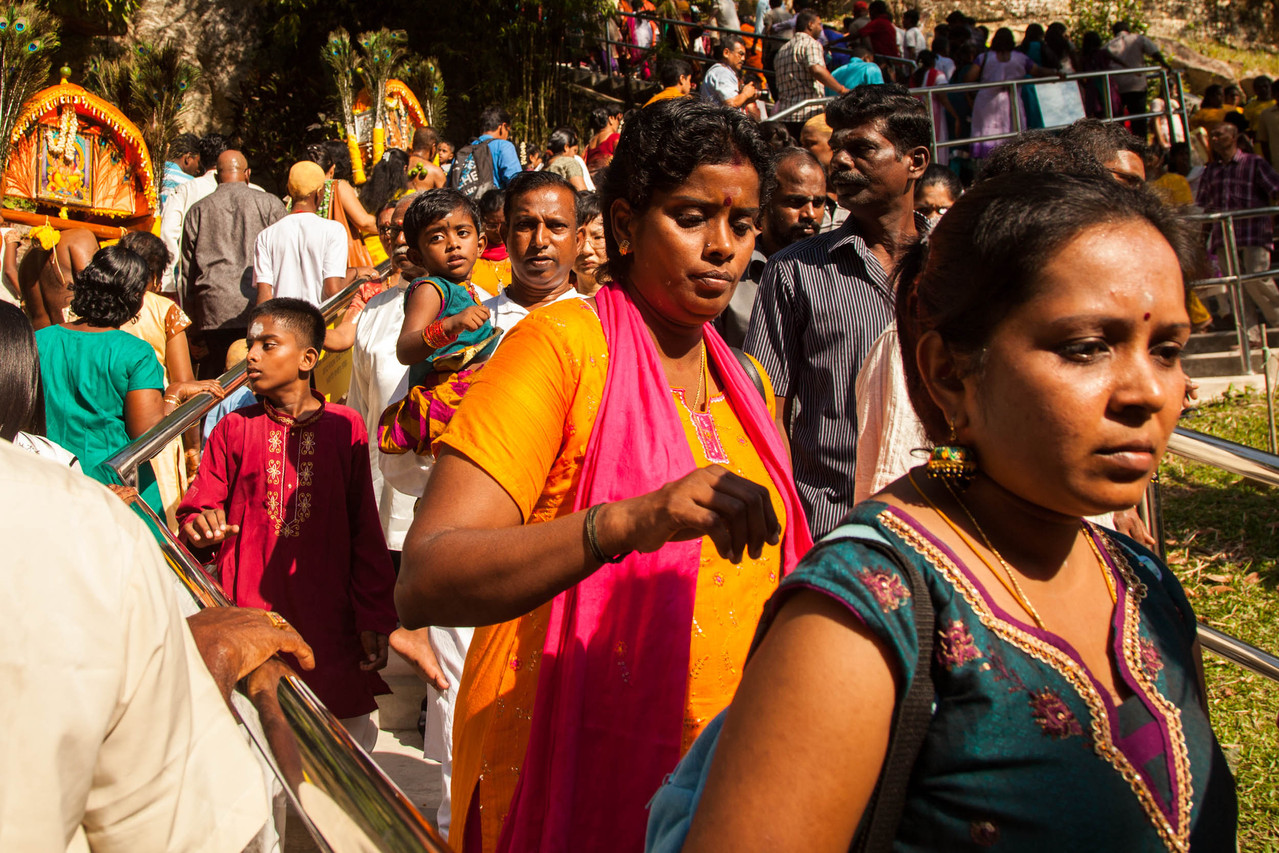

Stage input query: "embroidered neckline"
[
  {"left": 877, "top": 507, "right": 1193, "bottom": 852},
  {"left": 263, "top": 390, "right": 326, "bottom": 428}
]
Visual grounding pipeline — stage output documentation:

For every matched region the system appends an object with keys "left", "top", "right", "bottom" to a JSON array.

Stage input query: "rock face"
[{"left": 123, "top": 0, "right": 263, "bottom": 131}]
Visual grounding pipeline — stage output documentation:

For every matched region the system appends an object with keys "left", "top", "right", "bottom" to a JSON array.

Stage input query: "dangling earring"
[
  {"left": 926, "top": 418, "right": 977, "bottom": 488},
  {"left": 619, "top": 240, "right": 631, "bottom": 256}
]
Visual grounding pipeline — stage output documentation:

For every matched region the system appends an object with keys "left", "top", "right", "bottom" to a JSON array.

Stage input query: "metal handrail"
[
  {"left": 124, "top": 488, "right": 449, "bottom": 851},
  {"left": 106, "top": 270, "right": 384, "bottom": 486},
  {"left": 1149, "top": 426, "right": 1279, "bottom": 684}
]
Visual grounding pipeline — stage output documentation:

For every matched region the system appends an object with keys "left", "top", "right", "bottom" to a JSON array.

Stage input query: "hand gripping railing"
[
  {"left": 106, "top": 269, "right": 385, "bottom": 487},
  {"left": 1142, "top": 426, "right": 1279, "bottom": 684},
  {"left": 125, "top": 486, "right": 449, "bottom": 852}
]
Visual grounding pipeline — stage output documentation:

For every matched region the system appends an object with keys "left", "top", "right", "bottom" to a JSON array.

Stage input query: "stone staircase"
[{"left": 1181, "top": 329, "right": 1275, "bottom": 401}]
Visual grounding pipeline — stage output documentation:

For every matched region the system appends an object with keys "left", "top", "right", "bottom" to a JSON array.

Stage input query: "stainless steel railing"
[
  {"left": 1145, "top": 426, "right": 1279, "bottom": 684},
  {"left": 125, "top": 489, "right": 449, "bottom": 852},
  {"left": 106, "top": 270, "right": 381, "bottom": 487}
]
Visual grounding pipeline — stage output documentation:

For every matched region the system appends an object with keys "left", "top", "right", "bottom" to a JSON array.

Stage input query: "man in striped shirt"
[{"left": 745, "top": 84, "right": 931, "bottom": 537}]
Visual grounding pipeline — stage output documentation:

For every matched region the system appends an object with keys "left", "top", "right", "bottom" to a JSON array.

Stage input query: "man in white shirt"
[
  {"left": 254, "top": 161, "right": 348, "bottom": 306},
  {"left": 0, "top": 441, "right": 317, "bottom": 852},
  {"left": 700, "top": 35, "right": 759, "bottom": 110},
  {"left": 1107, "top": 21, "right": 1168, "bottom": 140}
]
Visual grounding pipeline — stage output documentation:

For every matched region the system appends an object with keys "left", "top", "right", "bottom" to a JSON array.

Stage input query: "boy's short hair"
[
  {"left": 251, "top": 298, "right": 326, "bottom": 353},
  {"left": 402, "top": 188, "right": 481, "bottom": 251}
]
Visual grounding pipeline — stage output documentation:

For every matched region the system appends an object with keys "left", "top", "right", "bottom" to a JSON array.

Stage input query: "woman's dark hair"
[
  {"left": 576, "top": 190, "right": 602, "bottom": 227},
  {"left": 360, "top": 148, "right": 410, "bottom": 214},
  {"left": 69, "top": 245, "right": 150, "bottom": 328},
  {"left": 548, "top": 126, "right": 580, "bottom": 156},
  {"left": 910, "top": 51, "right": 937, "bottom": 85},
  {"left": 989, "top": 27, "right": 1016, "bottom": 53},
  {"left": 402, "top": 188, "right": 480, "bottom": 251},
  {"left": 1081, "top": 31, "right": 1103, "bottom": 54},
  {"left": 589, "top": 105, "right": 622, "bottom": 134},
  {"left": 915, "top": 163, "right": 962, "bottom": 201},
  {"left": 894, "top": 172, "right": 1204, "bottom": 441},
  {"left": 1018, "top": 23, "right": 1044, "bottom": 49},
  {"left": 118, "top": 230, "right": 171, "bottom": 289},
  {"left": 306, "top": 140, "right": 354, "bottom": 182},
  {"left": 0, "top": 302, "right": 44, "bottom": 440},
  {"left": 1044, "top": 22, "right": 1073, "bottom": 69},
  {"left": 600, "top": 98, "right": 774, "bottom": 275}
]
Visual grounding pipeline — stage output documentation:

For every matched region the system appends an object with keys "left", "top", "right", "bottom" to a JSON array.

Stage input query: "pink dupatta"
[{"left": 497, "top": 283, "right": 812, "bottom": 853}]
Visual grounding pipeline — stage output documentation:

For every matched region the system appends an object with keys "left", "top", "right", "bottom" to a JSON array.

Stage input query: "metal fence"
[
  {"left": 104, "top": 266, "right": 451, "bottom": 852},
  {"left": 1142, "top": 426, "right": 1279, "bottom": 684}
]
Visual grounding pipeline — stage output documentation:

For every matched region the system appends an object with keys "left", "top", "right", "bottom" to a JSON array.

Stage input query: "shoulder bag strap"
[
  {"left": 823, "top": 523, "right": 936, "bottom": 853},
  {"left": 729, "top": 347, "right": 767, "bottom": 402}
]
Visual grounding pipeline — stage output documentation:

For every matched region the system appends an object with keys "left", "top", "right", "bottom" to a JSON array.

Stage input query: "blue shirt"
[
  {"left": 469, "top": 134, "right": 523, "bottom": 189},
  {"left": 160, "top": 161, "right": 194, "bottom": 209},
  {"left": 203, "top": 386, "right": 257, "bottom": 439},
  {"left": 828, "top": 57, "right": 885, "bottom": 95}
]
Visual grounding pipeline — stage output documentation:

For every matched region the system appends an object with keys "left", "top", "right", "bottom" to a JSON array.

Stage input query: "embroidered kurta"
[
  {"left": 437, "top": 298, "right": 789, "bottom": 852},
  {"left": 177, "top": 396, "right": 398, "bottom": 718},
  {"left": 760, "top": 501, "right": 1237, "bottom": 852}
]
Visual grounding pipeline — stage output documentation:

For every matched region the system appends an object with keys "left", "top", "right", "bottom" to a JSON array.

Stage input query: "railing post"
[
  {"left": 1221, "top": 216, "right": 1254, "bottom": 374},
  {"left": 1010, "top": 80, "right": 1022, "bottom": 132},
  {"left": 1102, "top": 69, "right": 1114, "bottom": 120},
  {"left": 1138, "top": 474, "right": 1167, "bottom": 562}
]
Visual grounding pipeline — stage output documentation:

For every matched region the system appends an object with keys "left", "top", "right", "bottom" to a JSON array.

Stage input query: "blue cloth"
[
  {"left": 828, "top": 57, "right": 885, "bottom": 95},
  {"left": 648, "top": 500, "right": 1238, "bottom": 851},
  {"left": 160, "top": 161, "right": 194, "bottom": 209},
  {"left": 823, "top": 26, "right": 849, "bottom": 69},
  {"left": 203, "top": 386, "right": 257, "bottom": 440},
  {"left": 753, "top": 0, "right": 768, "bottom": 39},
  {"left": 469, "top": 134, "right": 523, "bottom": 189}
]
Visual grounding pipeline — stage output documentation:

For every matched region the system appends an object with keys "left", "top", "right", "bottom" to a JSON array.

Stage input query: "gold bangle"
[{"left": 163, "top": 395, "right": 181, "bottom": 405}]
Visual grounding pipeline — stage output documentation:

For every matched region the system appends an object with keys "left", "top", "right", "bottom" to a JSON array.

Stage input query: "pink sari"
[{"left": 496, "top": 282, "right": 812, "bottom": 852}]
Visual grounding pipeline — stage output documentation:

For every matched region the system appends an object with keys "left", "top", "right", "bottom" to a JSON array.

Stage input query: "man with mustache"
[
  {"left": 715, "top": 147, "right": 826, "bottom": 347},
  {"left": 482, "top": 170, "right": 585, "bottom": 334},
  {"left": 745, "top": 84, "right": 930, "bottom": 537}
]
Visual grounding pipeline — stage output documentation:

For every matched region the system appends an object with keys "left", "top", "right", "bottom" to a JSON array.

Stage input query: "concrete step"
[
  {"left": 1182, "top": 350, "right": 1264, "bottom": 378},
  {"left": 1188, "top": 373, "right": 1267, "bottom": 403},
  {"left": 1184, "top": 328, "right": 1279, "bottom": 355}
]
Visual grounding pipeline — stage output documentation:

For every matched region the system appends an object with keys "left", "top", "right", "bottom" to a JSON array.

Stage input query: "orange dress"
[{"left": 435, "top": 298, "right": 786, "bottom": 851}]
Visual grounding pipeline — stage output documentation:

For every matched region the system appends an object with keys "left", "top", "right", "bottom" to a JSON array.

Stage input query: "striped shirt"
[{"left": 744, "top": 212, "right": 927, "bottom": 537}]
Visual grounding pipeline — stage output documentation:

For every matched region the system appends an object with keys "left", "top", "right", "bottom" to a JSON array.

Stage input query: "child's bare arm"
[{"left": 396, "top": 281, "right": 444, "bottom": 366}]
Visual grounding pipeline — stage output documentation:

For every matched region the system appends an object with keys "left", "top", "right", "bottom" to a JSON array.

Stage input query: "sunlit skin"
[
  {"left": 390, "top": 196, "right": 424, "bottom": 277},
  {"left": 828, "top": 121, "right": 927, "bottom": 214},
  {"left": 376, "top": 206, "right": 396, "bottom": 259},
  {"left": 914, "top": 182, "right": 958, "bottom": 225},
  {"left": 244, "top": 316, "right": 322, "bottom": 411},
  {"left": 506, "top": 184, "right": 584, "bottom": 298},
  {"left": 1105, "top": 150, "right": 1146, "bottom": 189},
  {"left": 678, "top": 219, "right": 1194, "bottom": 853},
  {"left": 761, "top": 157, "right": 826, "bottom": 256},
  {"left": 799, "top": 123, "right": 833, "bottom": 172},
  {"left": 572, "top": 214, "right": 607, "bottom": 295},
  {"left": 611, "top": 160, "right": 760, "bottom": 333}
]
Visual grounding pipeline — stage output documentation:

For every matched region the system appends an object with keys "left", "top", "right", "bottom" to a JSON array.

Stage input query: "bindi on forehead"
[
  {"left": 1144, "top": 312, "right": 1151, "bottom": 321},
  {"left": 723, "top": 195, "right": 735, "bottom": 207}
]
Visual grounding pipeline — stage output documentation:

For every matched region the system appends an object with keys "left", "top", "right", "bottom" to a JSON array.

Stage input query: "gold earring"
[
  {"left": 925, "top": 418, "right": 977, "bottom": 488},
  {"left": 619, "top": 240, "right": 631, "bottom": 256}
]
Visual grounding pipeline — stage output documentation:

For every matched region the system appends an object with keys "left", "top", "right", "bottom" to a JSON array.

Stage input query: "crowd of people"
[{"left": 1, "top": 6, "right": 1264, "bottom": 852}]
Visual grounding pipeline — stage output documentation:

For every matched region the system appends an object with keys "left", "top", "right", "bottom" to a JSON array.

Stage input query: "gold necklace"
[
  {"left": 906, "top": 472, "right": 1117, "bottom": 630},
  {"left": 693, "top": 342, "right": 707, "bottom": 411}
]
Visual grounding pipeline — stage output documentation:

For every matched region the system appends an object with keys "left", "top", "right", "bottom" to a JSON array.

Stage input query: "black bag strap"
[
  {"left": 730, "top": 347, "right": 767, "bottom": 402},
  {"left": 848, "top": 538, "right": 936, "bottom": 853}
]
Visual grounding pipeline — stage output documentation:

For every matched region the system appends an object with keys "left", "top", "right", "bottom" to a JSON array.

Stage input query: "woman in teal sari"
[{"left": 652, "top": 173, "right": 1237, "bottom": 851}]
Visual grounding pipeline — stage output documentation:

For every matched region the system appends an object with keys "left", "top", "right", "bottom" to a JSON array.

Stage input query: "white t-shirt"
[
  {"left": 483, "top": 285, "right": 582, "bottom": 335},
  {"left": 347, "top": 282, "right": 423, "bottom": 547},
  {"left": 253, "top": 212, "right": 348, "bottom": 306},
  {"left": 903, "top": 26, "right": 927, "bottom": 59}
]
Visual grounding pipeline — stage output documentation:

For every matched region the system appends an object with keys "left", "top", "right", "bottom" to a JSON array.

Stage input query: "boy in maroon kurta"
[{"left": 178, "top": 297, "right": 397, "bottom": 747}]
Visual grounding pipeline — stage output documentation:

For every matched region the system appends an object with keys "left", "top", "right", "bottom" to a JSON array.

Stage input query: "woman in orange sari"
[{"left": 395, "top": 99, "right": 812, "bottom": 853}]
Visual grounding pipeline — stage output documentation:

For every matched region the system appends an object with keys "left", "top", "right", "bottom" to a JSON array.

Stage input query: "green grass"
[{"left": 1162, "top": 391, "right": 1279, "bottom": 847}]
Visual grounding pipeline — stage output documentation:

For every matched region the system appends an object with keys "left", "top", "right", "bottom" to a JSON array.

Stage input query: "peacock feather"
[
  {"left": 85, "top": 40, "right": 201, "bottom": 205},
  {"left": 0, "top": 3, "right": 59, "bottom": 202},
  {"left": 321, "top": 27, "right": 360, "bottom": 140},
  {"left": 400, "top": 53, "right": 447, "bottom": 130},
  {"left": 356, "top": 28, "right": 407, "bottom": 132}
]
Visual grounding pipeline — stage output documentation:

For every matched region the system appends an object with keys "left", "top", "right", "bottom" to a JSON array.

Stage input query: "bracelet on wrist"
[
  {"left": 421, "top": 318, "right": 459, "bottom": 350},
  {"left": 585, "top": 503, "right": 631, "bottom": 565},
  {"left": 163, "top": 395, "right": 181, "bottom": 405}
]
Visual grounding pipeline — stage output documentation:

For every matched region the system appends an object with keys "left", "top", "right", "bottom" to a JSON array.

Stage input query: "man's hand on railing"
[
  {"left": 187, "top": 607, "right": 316, "bottom": 705},
  {"left": 165, "top": 378, "right": 229, "bottom": 409}
]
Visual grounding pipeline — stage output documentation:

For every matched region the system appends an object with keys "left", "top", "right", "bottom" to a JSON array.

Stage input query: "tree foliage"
[
  {"left": 0, "top": 4, "right": 60, "bottom": 202},
  {"left": 1069, "top": 0, "right": 1149, "bottom": 43}
]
